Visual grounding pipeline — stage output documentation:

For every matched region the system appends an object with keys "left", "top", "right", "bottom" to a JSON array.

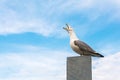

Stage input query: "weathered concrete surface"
[{"left": 67, "top": 56, "right": 92, "bottom": 80}]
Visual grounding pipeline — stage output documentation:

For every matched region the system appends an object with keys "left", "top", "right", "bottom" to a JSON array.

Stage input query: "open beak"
[
  {"left": 63, "top": 27, "right": 67, "bottom": 30},
  {"left": 63, "top": 24, "right": 69, "bottom": 31},
  {"left": 66, "top": 24, "right": 69, "bottom": 27}
]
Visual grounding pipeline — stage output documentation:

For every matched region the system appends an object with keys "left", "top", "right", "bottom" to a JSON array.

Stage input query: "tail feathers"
[{"left": 91, "top": 52, "right": 104, "bottom": 57}]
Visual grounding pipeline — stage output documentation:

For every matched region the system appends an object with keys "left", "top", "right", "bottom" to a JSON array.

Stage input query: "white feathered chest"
[{"left": 70, "top": 40, "right": 82, "bottom": 54}]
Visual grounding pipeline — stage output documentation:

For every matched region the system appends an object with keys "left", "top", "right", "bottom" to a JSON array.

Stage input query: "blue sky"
[{"left": 0, "top": 0, "right": 120, "bottom": 80}]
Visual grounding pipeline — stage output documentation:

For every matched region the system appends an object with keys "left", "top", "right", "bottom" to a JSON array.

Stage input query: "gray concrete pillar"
[{"left": 67, "top": 56, "right": 92, "bottom": 80}]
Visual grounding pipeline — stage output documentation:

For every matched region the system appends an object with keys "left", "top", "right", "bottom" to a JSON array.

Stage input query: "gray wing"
[
  {"left": 74, "top": 40, "right": 96, "bottom": 53},
  {"left": 74, "top": 40, "right": 104, "bottom": 57}
]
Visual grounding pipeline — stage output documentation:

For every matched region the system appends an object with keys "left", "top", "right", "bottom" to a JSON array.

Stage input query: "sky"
[{"left": 0, "top": 0, "right": 120, "bottom": 80}]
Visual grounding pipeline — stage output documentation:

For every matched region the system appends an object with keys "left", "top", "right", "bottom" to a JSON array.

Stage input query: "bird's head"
[
  {"left": 63, "top": 24, "right": 78, "bottom": 40},
  {"left": 63, "top": 24, "right": 73, "bottom": 33}
]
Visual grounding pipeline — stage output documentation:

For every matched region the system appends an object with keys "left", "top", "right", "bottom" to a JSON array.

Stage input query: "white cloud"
[
  {"left": 0, "top": 43, "right": 120, "bottom": 80},
  {"left": 0, "top": 0, "right": 120, "bottom": 36},
  {"left": 0, "top": 0, "right": 58, "bottom": 36},
  {"left": 0, "top": 12, "right": 57, "bottom": 36},
  {"left": 93, "top": 52, "right": 120, "bottom": 80},
  {"left": 0, "top": 44, "right": 74, "bottom": 80},
  {"left": 0, "top": 53, "right": 66, "bottom": 80}
]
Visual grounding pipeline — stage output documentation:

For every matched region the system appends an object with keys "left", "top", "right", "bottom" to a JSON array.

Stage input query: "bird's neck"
[{"left": 69, "top": 31, "right": 79, "bottom": 42}]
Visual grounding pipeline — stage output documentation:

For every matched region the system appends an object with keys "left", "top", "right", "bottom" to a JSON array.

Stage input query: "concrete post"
[{"left": 67, "top": 56, "right": 92, "bottom": 80}]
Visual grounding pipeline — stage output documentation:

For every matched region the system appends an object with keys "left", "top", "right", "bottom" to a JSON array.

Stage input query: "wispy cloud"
[
  {"left": 0, "top": 0, "right": 58, "bottom": 36},
  {"left": 0, "top": 13, "right": 57, "bottom": 36},
  {"left": 0, "top": 0, "right": 120, "bottom": 37},
  {"left": 0, "top": 44, "right": 72, "bottom": 80},
  {"left": 0, "top": 43, "right": 120, "bottom": 80},
  {"left": 93, "top": 52, "right": 120, "bottom": 80}
]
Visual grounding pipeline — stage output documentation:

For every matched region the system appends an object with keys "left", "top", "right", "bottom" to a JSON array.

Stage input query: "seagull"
[{"left": 63, "top": 24, "right": 104, "bottom": 57}]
